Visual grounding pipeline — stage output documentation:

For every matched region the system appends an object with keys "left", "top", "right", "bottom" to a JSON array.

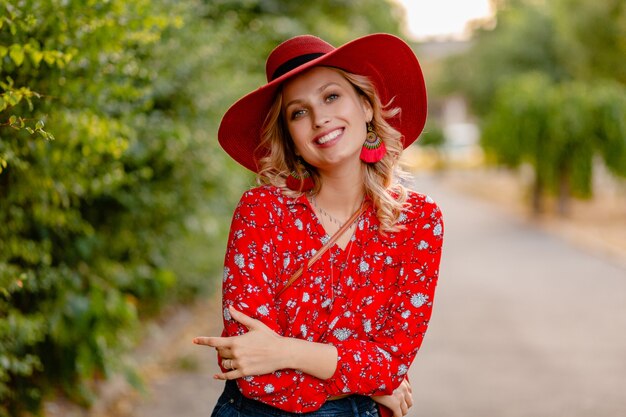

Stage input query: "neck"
[{"left": 314, "top": 164, "right": 366, "bottom": 219}]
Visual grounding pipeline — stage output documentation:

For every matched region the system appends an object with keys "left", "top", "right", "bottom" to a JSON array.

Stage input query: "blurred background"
[{"left": 1, "top": 0, "right": 625, "bottom": 416}]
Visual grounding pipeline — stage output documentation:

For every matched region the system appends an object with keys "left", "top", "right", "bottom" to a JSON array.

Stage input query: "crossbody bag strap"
[{"left": 274, "top": 201, "right": 368, "bottom": 299}]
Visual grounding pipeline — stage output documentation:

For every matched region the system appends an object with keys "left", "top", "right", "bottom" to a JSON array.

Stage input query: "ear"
[{"left": 360, "top": 96, "right": 373, "bottom": 122}]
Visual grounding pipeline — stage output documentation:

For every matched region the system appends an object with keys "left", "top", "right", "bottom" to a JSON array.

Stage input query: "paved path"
[{"left": 125, "top": 174, "right": 626, "bottom": 417}]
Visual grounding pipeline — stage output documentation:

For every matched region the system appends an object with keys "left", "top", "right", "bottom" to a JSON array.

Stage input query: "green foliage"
[
  {"left": 483, "top": 74, "right": 626, "bottom": 204},
  {"left": 0, "top": 0, "right": 237, "bottom": 414},
  {"left": 442, "top": 0, "right": 626, "bottom": 213},
  {"left": 553, "top": 0, "right": 626, "bottom": 84},
  {"left": 588, "top": 82, "right": 626, "bottom": 179},
  {"left": 482, "top": 73, "right": 553, "bottom": 170},
  {"left": 440, "top": 0, "right": 626, "bottom": 114},
  {"left": 418, "top": 120, "right": 445, "bottom": 148},
  {"left": 439, "top": 0, "right": 564, "bottom": 116},
  {"left": 1, "top": 0, "right": 404, "bottom": 415}
]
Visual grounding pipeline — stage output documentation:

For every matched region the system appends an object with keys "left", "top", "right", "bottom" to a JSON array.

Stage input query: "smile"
[{"left": 315, "top": 128, "right": 343, "bottom": 145}]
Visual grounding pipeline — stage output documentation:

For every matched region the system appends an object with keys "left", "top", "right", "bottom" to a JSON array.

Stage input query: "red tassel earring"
[
  {"left": 360, "top": 122, "right": 386, "bottom": 163},
  {"left": 286, "top": 159, "right": 314, "bottom": 192}
]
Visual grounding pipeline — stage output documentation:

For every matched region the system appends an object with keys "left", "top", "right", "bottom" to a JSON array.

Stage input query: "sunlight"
[{"left": 393, "top": 0, "right": 493, "bottom": 40}]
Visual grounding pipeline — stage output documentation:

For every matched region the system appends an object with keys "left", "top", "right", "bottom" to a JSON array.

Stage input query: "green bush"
[
  {"left": 0, "top": 1, "right": 243, "bottom": 414},
  {"left": 482, "top": 74, "right": 626, "bottom": 213}
]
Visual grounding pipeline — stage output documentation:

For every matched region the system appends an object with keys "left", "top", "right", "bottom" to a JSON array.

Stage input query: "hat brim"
[{"left": 218, "top": 33, "right": 427, "bottom": 173}]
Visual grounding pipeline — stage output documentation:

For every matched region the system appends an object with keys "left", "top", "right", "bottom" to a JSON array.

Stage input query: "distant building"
[{"left": 415, "top": 39, "right": 482, "bottom": 166}]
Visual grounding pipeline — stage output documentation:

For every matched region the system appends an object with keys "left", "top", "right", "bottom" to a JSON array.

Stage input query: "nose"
[{"left": 312, "top": 109, "right": 330, "bottom": 128}]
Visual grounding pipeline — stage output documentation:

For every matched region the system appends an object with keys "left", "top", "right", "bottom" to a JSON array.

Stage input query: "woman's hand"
[
  {"left": 371, "top": 378, "right": 413, "bottom": 417},
  {"left": 193, "top": 306, "right": 287, "bottom": 380}
]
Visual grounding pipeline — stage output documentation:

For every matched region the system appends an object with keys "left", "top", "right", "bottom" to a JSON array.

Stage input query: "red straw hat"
[{"left": 218, "top": 33, "right": 427, "bottom": 172}]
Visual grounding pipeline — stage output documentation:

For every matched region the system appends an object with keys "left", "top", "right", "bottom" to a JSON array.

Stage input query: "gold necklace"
[{"left": 310, "top": 195, "right": 364, "bottom": 230}]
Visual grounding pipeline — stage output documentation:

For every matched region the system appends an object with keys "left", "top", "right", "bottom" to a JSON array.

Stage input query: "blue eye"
[
  {"left": 291, "top": 109, "right": 307, "bottom": 120},
  {"left": 326, "top": 93, "right": 339, "bottom": 102}
]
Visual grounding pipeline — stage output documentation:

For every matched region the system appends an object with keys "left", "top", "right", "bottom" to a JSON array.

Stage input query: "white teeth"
[{"left": 317, "top": 129, "right": 342, "bottom": 144}]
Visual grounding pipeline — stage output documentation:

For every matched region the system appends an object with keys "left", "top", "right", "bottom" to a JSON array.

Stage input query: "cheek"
[
  {"left": 349, "top": 102, "right": 369, "bottom": 125},
  {"left": 354, "top": 123, "right": 368, "bottom": 143},
  {"left": 350, "top": 107, "right": 367, "bottom": 129},
  {"left": 288, "top": 123, "right": 308, "bottom": 147}
]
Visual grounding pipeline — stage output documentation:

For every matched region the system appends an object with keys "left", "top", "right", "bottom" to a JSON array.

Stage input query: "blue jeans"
[{"left": 211, "top": 380, "right": 380, "bottom": 417}]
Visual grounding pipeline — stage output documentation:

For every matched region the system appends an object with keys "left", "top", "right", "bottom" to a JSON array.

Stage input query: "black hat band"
[{"left": 271, "top": 53, "right": 325, "bottom": 81}]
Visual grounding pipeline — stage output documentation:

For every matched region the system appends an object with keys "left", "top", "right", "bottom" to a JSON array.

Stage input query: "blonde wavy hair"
[{"left": 257, "top": 67, "right": 409, "bottom": 233}]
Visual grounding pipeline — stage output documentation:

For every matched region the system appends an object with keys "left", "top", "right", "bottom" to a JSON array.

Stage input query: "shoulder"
[
  {"left": 230, "top": 185, "right": 307, "bottom": 240},
  {"left": 238, "top": 184, "right": 298, "bottom": 207},
  {"left": 397, "top": 190, "right": 443, "bottom": 234},
  {"left": 405, "top": 190, "right": 442, "bottom": 217},
  {"left": 235, "top": 185, "right": 300, "bottom": 219}
]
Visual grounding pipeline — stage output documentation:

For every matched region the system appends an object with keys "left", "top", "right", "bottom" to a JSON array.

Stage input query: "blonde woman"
[{"left": 194, "top": 34, "right": 444, "bottom": 417}]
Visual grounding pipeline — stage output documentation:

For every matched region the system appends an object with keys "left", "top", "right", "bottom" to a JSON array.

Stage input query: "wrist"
[
  {"left": 290, "top": 338, "right": 338, "bottom": 379},
  {"left": 278, "top": 335, "right": 295, "bottom": 370}
]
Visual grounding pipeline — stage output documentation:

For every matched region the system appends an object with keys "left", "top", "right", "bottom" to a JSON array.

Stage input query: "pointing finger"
[{"left": 193, "top": 337, "right": 231, "bottom": 348}]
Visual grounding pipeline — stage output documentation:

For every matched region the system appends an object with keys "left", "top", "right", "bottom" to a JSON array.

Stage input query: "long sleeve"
[
  {"left": 220, "top": 188, "right": 329, "bottom": 412},
  {"left": 323, "top": 197, "right": 444, "bottom": 396}
]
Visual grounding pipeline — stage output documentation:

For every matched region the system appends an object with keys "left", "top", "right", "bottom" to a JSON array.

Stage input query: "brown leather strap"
[{"left": 274, "top": 201, "right": 368, "bottom": 299}]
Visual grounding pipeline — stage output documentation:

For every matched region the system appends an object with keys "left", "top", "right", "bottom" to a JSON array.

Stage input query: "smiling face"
[{"left": 281, "top": 66, "right": 373, "bottom": 173}]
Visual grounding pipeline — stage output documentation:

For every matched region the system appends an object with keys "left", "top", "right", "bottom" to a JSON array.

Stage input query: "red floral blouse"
[{"left": 219, "top": 185, "right": 443, "bottom": 413}]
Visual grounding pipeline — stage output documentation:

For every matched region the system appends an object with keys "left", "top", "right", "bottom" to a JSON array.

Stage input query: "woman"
[{"left": 194, "top": 34, "right": 444, "bottom": 417}]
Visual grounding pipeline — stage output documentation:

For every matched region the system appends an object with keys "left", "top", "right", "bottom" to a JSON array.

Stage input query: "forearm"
[{"left": 282, "top": 336, "right": 338, "bottom": 380}]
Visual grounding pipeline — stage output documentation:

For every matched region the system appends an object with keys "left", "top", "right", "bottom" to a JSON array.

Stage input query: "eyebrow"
[{"left": 284, "top": 82, "right": 342, "bottom": 110}]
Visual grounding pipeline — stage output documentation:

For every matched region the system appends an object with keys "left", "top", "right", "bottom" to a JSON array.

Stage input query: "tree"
[
  {"left": 1, "top": 1, "right": 203, "bottom": 414},
  {"left": 482, "top": 74, "right": 626, "bottom": 215},
  {"left": 552, "top": 0, "right": 626, "bottom": 84},
  {"left": 441, "top": 0, "right": 626, "bottom": 215},
  {"left": 439, "top": 0, "right": 564, "bottom": 116}
]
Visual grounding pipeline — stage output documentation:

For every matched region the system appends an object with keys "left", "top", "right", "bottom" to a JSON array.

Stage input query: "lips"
[{"left": 315, "top": 128, "right": 343, "bottom": 145}]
